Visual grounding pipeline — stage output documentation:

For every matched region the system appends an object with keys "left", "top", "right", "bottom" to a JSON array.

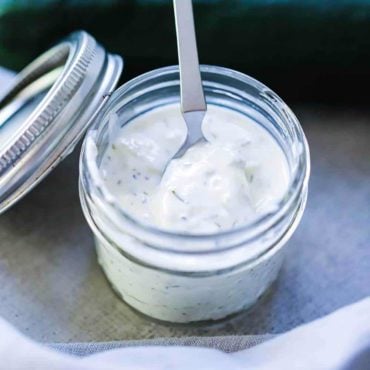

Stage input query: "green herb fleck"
[{"left": 172, "top": 190, "right": 185, "bottom": 203}]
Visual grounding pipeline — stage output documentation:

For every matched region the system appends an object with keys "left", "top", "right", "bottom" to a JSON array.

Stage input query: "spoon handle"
[{"left": 173, "top": 0, "right": 206, "bottom": 113}]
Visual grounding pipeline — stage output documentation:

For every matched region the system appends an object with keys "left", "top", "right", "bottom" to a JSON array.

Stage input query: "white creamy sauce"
[
  {"left": 88, "top": 103, "right": 298, "bottom": 322},
  {"left": 100, "top": 104, "right": 290, "bottom": 234}
]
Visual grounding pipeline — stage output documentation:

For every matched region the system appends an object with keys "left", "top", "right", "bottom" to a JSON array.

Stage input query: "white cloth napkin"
[{"left": 0, "top": 297, "right": 369, "bottom": 370}]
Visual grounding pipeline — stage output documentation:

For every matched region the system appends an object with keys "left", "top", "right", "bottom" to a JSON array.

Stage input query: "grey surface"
[
  {"left": 49, "top": 335, "right": 273, "bottom": 356},
  {"left": 0, "top": 105, "right": 369, "bottom": 343}
]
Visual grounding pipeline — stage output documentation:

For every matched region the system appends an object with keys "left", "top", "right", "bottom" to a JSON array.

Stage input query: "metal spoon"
[{"left": 172, "top": 0, "right": 207, "bottom": 160}]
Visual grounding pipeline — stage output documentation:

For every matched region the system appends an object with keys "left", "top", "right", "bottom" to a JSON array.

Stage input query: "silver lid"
[{"left": 0, "top": 31, "right": 123, "bottom": 213}]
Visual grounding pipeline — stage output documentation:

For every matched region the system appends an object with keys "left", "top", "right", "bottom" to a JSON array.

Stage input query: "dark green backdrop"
[{"left": 1, "top": 0, "right": 370, "bottom": 103}]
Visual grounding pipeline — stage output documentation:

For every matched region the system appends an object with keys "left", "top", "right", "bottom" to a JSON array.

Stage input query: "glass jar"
[{"left": 79, "top": 65, "right": 310, "bottom": 323}]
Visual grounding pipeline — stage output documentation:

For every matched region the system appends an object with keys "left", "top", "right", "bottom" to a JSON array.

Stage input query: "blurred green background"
[{"left": 1, "top": 0, "right": 370, "bottom": 103}]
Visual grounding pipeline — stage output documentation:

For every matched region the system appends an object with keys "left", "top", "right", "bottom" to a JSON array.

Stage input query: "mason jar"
[{"left": 79, "top": 65, "right": 310, "bottom": 323}]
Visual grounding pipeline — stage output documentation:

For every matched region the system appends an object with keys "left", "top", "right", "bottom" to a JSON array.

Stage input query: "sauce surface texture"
[{"left": 100, "top": 104, "right": 290, "bottom": 234}]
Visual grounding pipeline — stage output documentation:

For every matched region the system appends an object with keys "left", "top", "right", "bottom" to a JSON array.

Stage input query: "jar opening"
[{"left": 80, "top": 65, "right": 310, "bottom": 252}]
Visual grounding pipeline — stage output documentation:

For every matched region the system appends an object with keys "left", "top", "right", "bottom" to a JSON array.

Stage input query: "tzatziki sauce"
[
  {"left": 88, "top": 102, "right": 295, "bottom": 322},
  {"left": 100, "top": 104, "right": 290, "bottom": 234}
]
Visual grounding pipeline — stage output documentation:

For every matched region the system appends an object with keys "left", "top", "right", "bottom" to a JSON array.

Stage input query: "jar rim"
[{"left": 80, "top": 64, "right": 310, "bottom": 247}]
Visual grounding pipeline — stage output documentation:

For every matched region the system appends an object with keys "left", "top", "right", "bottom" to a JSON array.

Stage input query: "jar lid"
[{"left": 0, "top": 31, "right": 123, "bottom": 213}]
